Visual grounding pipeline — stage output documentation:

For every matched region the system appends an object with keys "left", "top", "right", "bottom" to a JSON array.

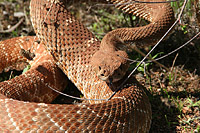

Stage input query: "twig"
[
  {"left": 131, "top": 44, "right": 169, "bottom": 71},
  {"left": 128, "top": 32, "right": 200, "bottom": 65},
  {"left": 170, "top": 53, "right": 179, "bottom": 72},
  {"left": 152, "top": 32, "right": 200, "bottom": 62},
  {"left": 9, "top": 71, "right": 13, "bottom": 80},
  {"left": 0, "top": 18, "right": 24, "bottom": 33},
  {"left": 90, "top": 8, "right": 116, "bottom": 21},
  {"left": 123, "top": 31, "right": 200, "bottom": 67},
  {"left": 108, "top": 0, "right": 188, "bottom": 100},
  {"left": 42, "top": 0, "right": 197, "bottom": 101},
  {"left": 47, "top": 84, "right": 107, "bottom": 101}
]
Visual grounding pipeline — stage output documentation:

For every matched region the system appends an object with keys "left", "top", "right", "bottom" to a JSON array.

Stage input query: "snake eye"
[
  {"left": 99, "top": 66, "right": 101, "bottom": 70},
  {"left": 101, "top": 74, "right": 104, "bottom": 76}
]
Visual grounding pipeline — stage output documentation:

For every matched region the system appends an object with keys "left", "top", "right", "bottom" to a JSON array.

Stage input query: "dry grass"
[{"left": 0, "top": 0, "right": 199, "bottom": 132}]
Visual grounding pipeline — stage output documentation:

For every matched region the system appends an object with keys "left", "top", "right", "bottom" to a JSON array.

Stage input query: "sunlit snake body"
[{"left": 0, "top": 0, "right": 174, "bottom": 132}]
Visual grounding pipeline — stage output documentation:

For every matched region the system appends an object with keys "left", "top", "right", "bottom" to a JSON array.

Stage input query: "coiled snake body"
[{"left": 0, "top": 0, "right": 174, "bottom": 132}]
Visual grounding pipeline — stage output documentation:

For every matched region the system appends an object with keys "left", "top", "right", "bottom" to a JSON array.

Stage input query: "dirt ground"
[{"left": 0, "top": 0, "right": 199, "bottom": 132}]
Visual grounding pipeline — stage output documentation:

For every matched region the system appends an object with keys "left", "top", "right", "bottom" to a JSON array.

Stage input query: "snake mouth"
[
  {"left": 96, "top": 69, "right": 110, "bottom": 82},
  {"left": 98, "top": 75, "right": 110, "bottom": 82},
  {"left": 97, "top": 75, "right": 115, "bottom": 84},
  {"left": 94, "top": 59, "right": 130, "bottom": 83},
  {"left": 97, "top": 69, "right": 126, "bottom": 83}
]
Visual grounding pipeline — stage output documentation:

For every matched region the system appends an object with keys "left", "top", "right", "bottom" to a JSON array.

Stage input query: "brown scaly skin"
[
  {"left": 0, "top": 38, "right": 151, "bottom": 132},
  {"left": 0, "top": 0, "right": 174, "bottom": 132},
  {"left": 103, "top": 0, "right": 175, "bottom": 47},
  {"left": 91, "top": 36, "right": 130, "bottom": 82},
  {"left": 91, "top": 0, "right": 175, "bottom": 82},
  {"left": 0, "top": 36, "right": 68, "bottom": 103},
  {"left": 91, "top": 50, "right": 130, "bottom": 83}
]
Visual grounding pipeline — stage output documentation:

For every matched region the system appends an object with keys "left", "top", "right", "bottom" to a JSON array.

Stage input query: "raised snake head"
[{"left": 91, "top": 50, "right": 129, "bottom": 83}]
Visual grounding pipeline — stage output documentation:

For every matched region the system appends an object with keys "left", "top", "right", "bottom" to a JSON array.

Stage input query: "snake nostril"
[{"left": 101, "top": 74, "right": 104, "bottom": 76}]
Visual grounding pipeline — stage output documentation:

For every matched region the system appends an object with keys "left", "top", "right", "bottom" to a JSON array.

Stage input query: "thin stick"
[
  {"left": 127, "top": 32, "right": 200, "bottom": 64},
  {"left": 170, "top": 53, "right": 179, "bottom": 72},
  {"left": 131, "top": 45, "right": 169, "bottom": 71},
  {"left": 9, "top": 71, "right": 13, "bottom": 80},
  {"left": 0, "top": 18, "right": 24, "bottom": 33},
  {"left": 152, "top": 32, "right": 200, "bottom": 62},
  {"left": 108, "top": 0, "right": 188, "bottom": 100},
  {"left": 52, "top": 0, "right": 190, "bottom": 101},
  {"left": 47, "top": 84, "right": 107, "bottom": 101}
]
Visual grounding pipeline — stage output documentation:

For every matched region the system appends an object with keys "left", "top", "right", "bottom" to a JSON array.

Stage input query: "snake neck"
[
  {"left": 102, "top": 0, "right": 175, "bottom": 48},
  {"left": 91, "top": 0, "right": 175, "bottom": 84}
]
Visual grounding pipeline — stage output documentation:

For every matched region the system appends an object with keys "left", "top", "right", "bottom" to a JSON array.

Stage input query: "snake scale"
[{"left": 0, "top": 0, "right": 174, "bottom": 132}]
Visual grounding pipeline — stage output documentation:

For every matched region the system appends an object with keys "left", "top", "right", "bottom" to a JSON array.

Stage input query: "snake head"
[{"left": 91, "top": 50, "right": 129, "bottom": 83}]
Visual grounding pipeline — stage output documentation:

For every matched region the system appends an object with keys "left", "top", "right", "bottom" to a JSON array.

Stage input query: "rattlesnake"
[{"left": 0, "top": 0, "right": 174, "bottom": 132}]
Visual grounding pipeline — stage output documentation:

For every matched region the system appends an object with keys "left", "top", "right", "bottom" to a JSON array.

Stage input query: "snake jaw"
[
  {"left": 96, "top": 66, "right": 110, "bottom": 82},
  {"left": 0, "top": 0, "right": 176, "bottom": 131},
  {"left": 90, "top": 50, "right": 129, "bottom": 83}
]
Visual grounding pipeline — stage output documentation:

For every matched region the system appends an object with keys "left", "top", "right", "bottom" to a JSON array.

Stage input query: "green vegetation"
[{"left": 0, "top": 0, "right": 199, "bottom": 132}]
